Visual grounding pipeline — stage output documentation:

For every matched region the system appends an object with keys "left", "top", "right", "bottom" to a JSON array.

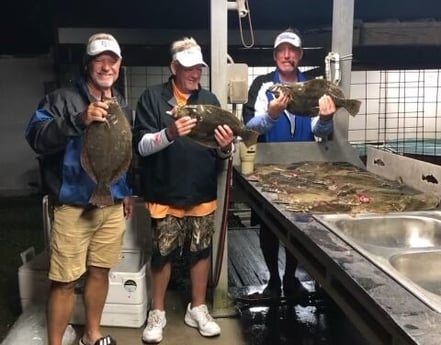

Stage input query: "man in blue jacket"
[
  {"left": 25, "top": 33, "right": 133, "bottom": 345},
  {"left": 242, "top": 28, "right": 336, "bottom": 303}
]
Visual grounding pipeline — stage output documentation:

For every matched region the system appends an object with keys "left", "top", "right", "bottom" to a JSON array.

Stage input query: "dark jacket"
[
  {"left": 133, "top": 77, "right": 223, "bottom": 208},
  {"left": 25, "top": 79, "right": 132, "bottom": 205}
]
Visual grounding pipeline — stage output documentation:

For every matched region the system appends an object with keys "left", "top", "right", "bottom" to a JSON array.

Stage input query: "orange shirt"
[
  {"left": 148, "top": 79, "right": 217, "bottom": 218},
  {"left": 148, "top": 201, "right": 217, "bottom": 218},
  {"left": 172, "top": 79, "right": 189, "bottom": 106}
]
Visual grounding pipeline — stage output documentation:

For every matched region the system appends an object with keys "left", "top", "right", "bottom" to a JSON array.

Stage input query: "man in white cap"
[
  {"left": 242, "top": 28, "right": 336, "bottom": 304},
  {"left": 134, "top": 37, "right": 235, "bottom": 343},
  {"left": 25, "top": 33, "right": 133, "bottom": 345}
]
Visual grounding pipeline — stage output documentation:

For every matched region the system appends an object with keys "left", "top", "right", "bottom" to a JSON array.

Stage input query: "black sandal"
[{"left": 79, "top": 335, "right": 117, "bottom": 345}]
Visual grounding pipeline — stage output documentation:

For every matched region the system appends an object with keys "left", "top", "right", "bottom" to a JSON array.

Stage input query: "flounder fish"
[
  {"left": 174, "top": 104, "right": 259, "bottom": 148},
  {"left": 250, "top": 162, "right": 441, "bottom": 214},
  {"left": 268, "top": 79, "right": 361, "bottom": 117},
  {"left": 81, "top": 97, "right": 132, "bottom": 206}
]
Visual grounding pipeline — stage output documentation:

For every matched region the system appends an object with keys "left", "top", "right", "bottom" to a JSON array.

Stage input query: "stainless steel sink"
[
  {"left": 331, "top": 215, "right": 441, "bottom": 248},
  {"left": 390, "top": 251, "right": 441, "bottom": 296},
  {"left": 314, "top": 211, "right": 441, "bottom": 312}
]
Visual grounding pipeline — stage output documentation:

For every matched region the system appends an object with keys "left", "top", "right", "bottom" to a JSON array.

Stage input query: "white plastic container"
[{"left": 18, "top": 250, "right": 50, "bottom": 310}]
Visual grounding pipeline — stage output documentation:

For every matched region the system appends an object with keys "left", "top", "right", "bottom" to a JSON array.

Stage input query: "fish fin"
[
  {"left": 89, "top": 184, "right": 114, "bottom": 206},
  {"left": 89, "top": 193, "right": 114, "bottom": 206},
  {"left": 240, "top": 129, "right": 260, "bottom": 148},
  {"left": 80, "top": 152, "right": 98, "bottom": 183},
  {"left": 343, "top": 99, "right": 362, "bottom": 116}
]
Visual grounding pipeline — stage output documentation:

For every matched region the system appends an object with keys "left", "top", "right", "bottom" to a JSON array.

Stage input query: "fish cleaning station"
[{"left": 3, "top": 0, "right": 441, "bottom": 345}]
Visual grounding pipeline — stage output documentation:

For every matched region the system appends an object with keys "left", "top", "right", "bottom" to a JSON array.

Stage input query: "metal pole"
[
  {"left": 210, "top": 0, "right": 232, "bottom": 315},
  {"left": 332, "top": 0, "right": 355, "bottom": 140}
]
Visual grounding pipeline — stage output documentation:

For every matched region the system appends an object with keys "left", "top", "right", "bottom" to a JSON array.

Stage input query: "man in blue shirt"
[
  {"left": 25, "top": 33, "right": 133, "bottom": 345},
  {"left": 242, "top": 28, "right": 336, "bottom": 303}
]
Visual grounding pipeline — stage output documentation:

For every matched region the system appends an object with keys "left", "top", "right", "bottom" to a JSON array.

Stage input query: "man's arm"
[{"left": 25, "top": 92, "right": 86, "bottom": 155}]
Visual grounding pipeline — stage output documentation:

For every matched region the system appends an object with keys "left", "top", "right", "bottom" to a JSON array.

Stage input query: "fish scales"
[
  {"left": 174, "top": 104, "right": 259, "bottom": 148},
  {"left": 269, "top": 79, "right": 362, "bottom": 117},
  {"left": 81, "top": 98, "right": 132, "bottom": 206}
]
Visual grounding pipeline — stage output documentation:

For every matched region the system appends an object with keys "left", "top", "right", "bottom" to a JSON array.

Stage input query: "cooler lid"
[{"left": 18, "top": 250, "right": 50, "bottom": 272}]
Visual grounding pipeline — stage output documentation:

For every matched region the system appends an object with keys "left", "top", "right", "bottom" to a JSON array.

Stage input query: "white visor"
[{"left": 174, "top": 46, "right": 207, "bottom": 67}]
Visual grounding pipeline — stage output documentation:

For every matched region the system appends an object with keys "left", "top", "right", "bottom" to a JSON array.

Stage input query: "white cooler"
[{"left": 18, "top": 197, "right": 151, "bottom": 328}]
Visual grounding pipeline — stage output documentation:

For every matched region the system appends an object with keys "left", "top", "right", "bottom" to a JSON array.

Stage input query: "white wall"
[{"left": 0, "top": 56, "right": 54, "bottom": 195}]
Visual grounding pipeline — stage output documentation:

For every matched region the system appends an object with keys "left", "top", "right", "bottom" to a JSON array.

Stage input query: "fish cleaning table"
[{"left": 232, "top": 142, "right": 441, "bottom": 345}]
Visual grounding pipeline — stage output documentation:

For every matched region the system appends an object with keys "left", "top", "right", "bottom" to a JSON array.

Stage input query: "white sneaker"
[
  {"left": 142, "top": 309, "right": 166, "bottom": 343},
  {"left": 184, "top": 303, "right": 221, "bottom": 337}
]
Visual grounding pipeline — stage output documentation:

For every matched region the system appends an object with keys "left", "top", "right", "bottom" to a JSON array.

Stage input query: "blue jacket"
[
  {"left": 242, "top": 69, "right": 333, "bottom": 142},
  {"left": 25, "top": 79, "right": 132, "bottom": 205}
]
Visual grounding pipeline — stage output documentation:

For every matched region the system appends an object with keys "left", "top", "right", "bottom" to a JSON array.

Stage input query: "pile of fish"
[
  {"left": 247, "top": 162, "right": 441, "bottom": 214},
  {"left": 268, "top": 79, "right": 361, "bottom": 117}
]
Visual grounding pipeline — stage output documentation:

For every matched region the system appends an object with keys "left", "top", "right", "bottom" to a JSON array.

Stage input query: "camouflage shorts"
[{"left": 152, "top": 213, "right": 215, "bottom": 257}]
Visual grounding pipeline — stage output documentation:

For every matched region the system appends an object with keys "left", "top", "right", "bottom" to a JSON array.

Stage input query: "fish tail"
[
  {"left": 240, "top": 129, "right": 260, "bottom": 148},
  {"left": 343, "top": 99, "right": 362, "bottom": 116},
  {"left": 89, "top": 186, "right": 114, "bottom": 206}
]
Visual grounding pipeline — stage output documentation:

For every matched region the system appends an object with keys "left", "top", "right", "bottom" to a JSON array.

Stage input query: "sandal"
[{"left": 79, "top": 335, "right": 117, "bottom": 345}]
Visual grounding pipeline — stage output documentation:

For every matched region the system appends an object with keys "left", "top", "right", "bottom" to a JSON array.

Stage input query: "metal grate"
[{"left": 349, "top": 69, "right": 441, "bottom": 160}]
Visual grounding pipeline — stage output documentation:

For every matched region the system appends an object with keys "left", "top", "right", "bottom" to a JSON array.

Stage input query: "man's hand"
[
  {"left": 166, "top": 116, "right": 197, "bottom": 141},
  {"left": 268, "top": 91, "right": 289, "bottom": 120},
  {"left": 82, "top": 101, "right": 110, "bottom": 126},
  {"left": 318, "top": 95, "right": 336, "bottom": 119},
  {"left": 123, "top": 196, "right": 135, "bottom": 219},
  {"left": 214, "top": 124, "right": 235, "bottom": 152}
]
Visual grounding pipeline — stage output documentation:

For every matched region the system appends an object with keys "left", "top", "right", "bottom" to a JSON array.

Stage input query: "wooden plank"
[{"left": 228, "top": 229, "right": 267, "bottom": 287}]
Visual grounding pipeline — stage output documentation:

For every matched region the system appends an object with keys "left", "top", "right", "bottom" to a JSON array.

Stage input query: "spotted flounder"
[
  {"left": 174, "top": 104, "right": 259, "bottom": 148},
  {"left": 269, "top": 78, "right": 361, "bottom": 117},
  {"left": 81, "top": 97, "right": 132, "bottom": 206}
]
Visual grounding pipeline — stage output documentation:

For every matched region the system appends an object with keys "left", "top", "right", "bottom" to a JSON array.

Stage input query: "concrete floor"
[
  {"left": 74, "top": 291, "right": 246, "bottom": 345},
  {"left": 2, "top": 215, "right": 366, "bottom": 345}
]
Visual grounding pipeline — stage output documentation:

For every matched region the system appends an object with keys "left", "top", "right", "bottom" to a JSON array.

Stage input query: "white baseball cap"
[
  {"left": 86, "top": 33, "right": 122, "bottom": 58},
  {"left": 274, "top": 31, "right": 302, "bottom": 49},
  {"left": 174, "top": 46, "right": 208, "bottom": 67}
]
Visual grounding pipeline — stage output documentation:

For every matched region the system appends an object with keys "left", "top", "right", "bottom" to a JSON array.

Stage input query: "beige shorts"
[{"left": 49, "top": 203, "right": 125, "bottom": 282}]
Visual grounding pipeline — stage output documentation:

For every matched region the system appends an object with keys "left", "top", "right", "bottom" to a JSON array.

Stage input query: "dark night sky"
[{"left": 1, "top": 0, "right": 441, "bottom": 55}]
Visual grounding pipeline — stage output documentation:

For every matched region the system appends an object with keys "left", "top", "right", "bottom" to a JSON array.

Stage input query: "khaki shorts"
[
  {"left": 152, "top": 213, "right": 215, "bottom": 257},
  {"left": 49, "top": 203, "right": 125, "bottom": 282}
]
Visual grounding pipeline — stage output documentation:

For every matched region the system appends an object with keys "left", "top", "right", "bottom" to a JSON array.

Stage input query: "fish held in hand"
[
  {"left": 81, "top": 97, "right": 132, "bottom": 206},
  {"left": 174, "top": 104, "right": 260, "bottom": 148},
  {"left": 268, "top": 79, "right": 361, "bottom": 117}
]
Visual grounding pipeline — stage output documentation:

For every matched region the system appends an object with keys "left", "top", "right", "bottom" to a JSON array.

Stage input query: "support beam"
[
  {"left": 331, "top": 0, "right": 355, "bottom": 140},
  {"left": 209, "top": 0, "right": 232, "bottom": 315}
]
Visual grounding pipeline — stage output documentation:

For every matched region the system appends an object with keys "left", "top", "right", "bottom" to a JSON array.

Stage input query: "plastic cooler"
[{"left": 18, "top": 196, "right": 151, "bottom": 328}]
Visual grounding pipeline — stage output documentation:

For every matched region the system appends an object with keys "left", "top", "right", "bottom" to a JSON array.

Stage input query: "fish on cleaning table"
[
  {"left": 268, "top": 78, "right": 362, "bottom": 117},
  {"left": 81, "top": 97, "right": 132, "bottom": 206},
  {"left": 173, "top": 104, "right": 260, "bottom": 148},
  {"left": 250, "top": 162, "right": 441, "bottom": 214}
]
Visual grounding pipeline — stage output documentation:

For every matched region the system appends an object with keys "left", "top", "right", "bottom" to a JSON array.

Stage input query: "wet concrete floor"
[
  {"left": 227, "top": 223, "right": 370, "bottom": 345},
  {"left": 232, "top": 284, "right": 369, "bottom": 345}
]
